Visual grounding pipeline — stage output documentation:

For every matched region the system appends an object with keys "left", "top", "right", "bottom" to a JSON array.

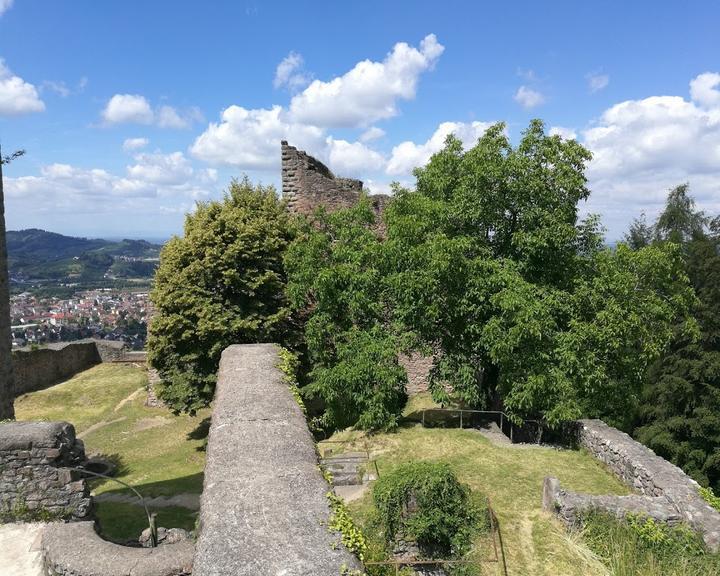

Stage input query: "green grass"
[
  {"left": 581, "top": 511, "right": 720, "bottom": 576},
  {"left": 323, "top": 423, "right": 629, "bottom": 576},
  {"left": 95, "top": 501, "right": 197, "bottom": 543},
  {"left": 14, "top": 364, "right": 209, "bottom": 540}
]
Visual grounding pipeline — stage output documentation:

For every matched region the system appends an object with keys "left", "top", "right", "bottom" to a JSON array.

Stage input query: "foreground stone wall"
[
  {"left": 43, "top": 521, "right": 193, "bottom": 576},
  {"left": 544, "top": 419, "right": 720, "bottom": 551},
  {"left": 0, "top": 421, "right": 91, "bottom": 520},
  {"left": 193, "top": 344, "right": 360, "bottom": 576},
  {"left": 11, "top": 339, "right": 126, "bottom": 397}
]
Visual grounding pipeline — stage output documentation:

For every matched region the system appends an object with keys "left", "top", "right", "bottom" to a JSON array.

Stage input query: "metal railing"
[
  {"left": 418, "top": 407, "right": 545, "bottom": 444},
  {"left": 67, "top": 466, "right": 158, "bottom": 547}
]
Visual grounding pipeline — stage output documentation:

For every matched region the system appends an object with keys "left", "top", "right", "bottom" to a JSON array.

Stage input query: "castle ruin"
[{"left": 281, "top": 141, "right": 390, "bottom": 217}]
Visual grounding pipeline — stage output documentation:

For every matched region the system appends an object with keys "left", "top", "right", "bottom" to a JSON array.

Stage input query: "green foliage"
[
  {"left": 699, "top": 486, "right": 720, "bottom": 512},
  {"left": 147, "top": 178, "right": 296, "bottom": 413},
  {"left": 630, "top": 185, "right": 720, "bottom": 490},
  {"left": 286, "top": 120, "right": 694, "bottom": 429},
  {"left": 327, "top": 491, "right": 369, "bottom": 562},
  {"left": 277, "top": 347, "right": 305, "bottom": 413},
  {"left": 580, "top": 511, "right": 719, "bottom": 576},
  {"left": 372, "top": 461, "right": 485, "bottom": 558},
  {"left": 285, "top": 201, "right": 407, "bottom": 431},
  {"left": 383, "top": 120, "right": 694, "bottom": 425}
]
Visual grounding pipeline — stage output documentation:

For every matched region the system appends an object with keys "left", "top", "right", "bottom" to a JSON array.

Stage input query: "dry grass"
[{"left": 325, "top": 421, "right": 629, "bottom": 575}]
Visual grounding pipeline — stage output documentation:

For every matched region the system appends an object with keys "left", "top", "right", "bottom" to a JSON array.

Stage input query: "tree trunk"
[{"left": 0, "top": 152, "right": 15, "bottom": 419}]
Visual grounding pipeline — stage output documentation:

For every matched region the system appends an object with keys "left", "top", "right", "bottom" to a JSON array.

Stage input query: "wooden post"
[{"left": 460, "top": 410, "right": 463, "bottom": 429}]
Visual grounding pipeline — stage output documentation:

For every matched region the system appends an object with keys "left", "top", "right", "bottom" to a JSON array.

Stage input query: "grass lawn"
[
  {"left": 324, "top": 395, "right": 630, "bottom": 576},
  {"left": 14, "top": 363, "right": 208, "bottom": 541}
]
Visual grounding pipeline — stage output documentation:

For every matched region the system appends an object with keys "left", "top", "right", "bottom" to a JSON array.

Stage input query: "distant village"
[{"left": 9, "top": 289, "right": 149, "bottom": 350}]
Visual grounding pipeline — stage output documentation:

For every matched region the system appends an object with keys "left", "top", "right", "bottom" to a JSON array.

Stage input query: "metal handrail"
[
  {"left": 419, "top": 407, "right": 545, "bottom": 443},
  {"left": 66, "top": 466, "right": 157, "bottom": 547}
]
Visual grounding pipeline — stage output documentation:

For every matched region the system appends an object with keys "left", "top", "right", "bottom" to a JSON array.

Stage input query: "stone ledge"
[
  {"left": 542, "top": 476, "right": 683, "bottom": 527},
  {"left": 42, "top": 521, "right": 194, "bottom": 576},
  {"left": 575, "top": 419, "right": 720, "bottom": 551},
  {"left": 192, "top": 343, "right": 360, "bottom": 576}
]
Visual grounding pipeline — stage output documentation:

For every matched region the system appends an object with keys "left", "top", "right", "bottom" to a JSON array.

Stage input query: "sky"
[{"left": 0, "top": 0, "right": 719, "bottom": 241}]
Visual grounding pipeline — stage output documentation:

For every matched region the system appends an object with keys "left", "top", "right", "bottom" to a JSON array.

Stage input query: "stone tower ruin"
[{"left": 281, "top": 141, "right": 389, "bottom": 216}]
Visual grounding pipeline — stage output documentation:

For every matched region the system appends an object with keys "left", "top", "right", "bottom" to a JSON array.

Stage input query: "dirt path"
[
  {"left": 77, "top": 416, "right": 127, "bottom": 439},
  {"left": 76, "top": 387, "right": 145, "bottom": 440}
]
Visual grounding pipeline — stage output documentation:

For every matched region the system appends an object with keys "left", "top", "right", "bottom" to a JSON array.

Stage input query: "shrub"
[
  {"left": 147, "top": 178, "right": 296, "bottom": 413},
  {"left": 372, "top": 461, "right": 485, "bottom": 558}
]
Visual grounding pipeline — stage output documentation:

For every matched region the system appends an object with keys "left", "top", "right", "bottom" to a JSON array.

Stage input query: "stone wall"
[
  {"left": 192, "top": 344, "right": 361, "bottom": 575},
  {"left": 11, "top": 339, "right": 127, "bottom": 397},
  {"left": 544, "top": 419, "right": 720, "bottom": 551},
  {"left": 281, "top": 140, "right": 389, "bottom": 218},
  {"left": 42, "top": 521, "right": 194, "bottom": 576},
  {"left": 0, "top": 421, "right": 92, "bottom": 520}
]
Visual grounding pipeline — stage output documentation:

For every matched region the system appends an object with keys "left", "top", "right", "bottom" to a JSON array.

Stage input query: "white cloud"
[
  {"left": 386, "top": 121, "right": 494, "bottom": 176},
  {"left": 690, "top": 72, "right": 720, "bottom": 109},
  {"left": 42, "top": 80, "right": 71, "bottom": 98},
  {"left": 0, "top": 0, "right": 13, "bottom": 17},
  {"left": 549, "top": 126, "right": 578, "bottom": 140},
  {"left": 190, "top": 104, "right": 324, "bottom": 169},
  {"left": 122, "top": 137, "right": 149, "bottom": 152},
  {"left": 0, "top": 59, "right": 45, "bottom": 116},
  {"left": 326, "top": 137, "right": 386, "bottom": 176},
  {"left": 127, "top": 151, "right": 194, "bottom": 185},
  {"left": 274, "top": 52, "right": 311, "bottom": 90},
  {"left": 360, "top": 126, "right": 385, "bottom": 142},
  {"left": 582, "top": 71, "right": 720, "bottom": 238},
  {"left": 587, "top": 72, "right": 610, "bottom": 93},
  {"left": 101, "top": 94, "right": 202, "bottom": 128},
  {"left": 513, "top": 85, "right": 545, "bottom": 109},
  {"left": 289, "top": 34, "right": 444, "bottom": 128},
  {"left": 102, "top": 94, "right": 154, "bottom": 125},
  {"left": 4, "top": 152, "right": 217, "bottom": 222}
]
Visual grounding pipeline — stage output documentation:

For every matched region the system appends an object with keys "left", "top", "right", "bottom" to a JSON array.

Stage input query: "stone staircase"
[{"left": 320, "top": 452, "right": 371, "bottom": 486}]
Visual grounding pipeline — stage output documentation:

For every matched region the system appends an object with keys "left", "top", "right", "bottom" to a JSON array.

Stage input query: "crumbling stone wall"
[
  {"left": 0, "top": 421, "right": 92, "bottom": 520},
  {"left": 12, "top": 339, "right": 127, "bottom": 397},
  {"left": 193, "top": 344, "right": 361, "bottom": 575},
  {"left": 281, "top": 140, "right": 389, "bottom": 218},
  {"left": 544, "top": 419, "right": 720, "bottom": 551}
]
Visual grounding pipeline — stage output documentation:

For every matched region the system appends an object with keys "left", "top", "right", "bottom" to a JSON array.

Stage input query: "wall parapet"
[
  {"left": 0, "top": 421, "right": 91, "bottom": 521},
  {"left": 192, "top": 343, "right": 361, "bottom": 576},
  {"left": 11, "top": 339, "right": 127, "bottom": 397},
  {"left": 544, "top": 419, "right": 720, "bottom": 551}
]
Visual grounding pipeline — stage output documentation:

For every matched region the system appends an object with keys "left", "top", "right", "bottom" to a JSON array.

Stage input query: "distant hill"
[{"left": 7, "top": 229, "right": 163, "bottom": 283}]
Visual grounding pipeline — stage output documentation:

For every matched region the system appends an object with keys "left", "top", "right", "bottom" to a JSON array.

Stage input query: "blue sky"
[{"left": 1, "top": 0, "right": 719, "bottom": 241}]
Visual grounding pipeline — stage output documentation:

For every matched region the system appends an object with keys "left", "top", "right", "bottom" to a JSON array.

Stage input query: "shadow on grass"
[
  {"left": 187, "top": 417, "right": 211, "bottom": 451},
  {"left": 95, "top": 472, "right": 205, "bottom": 500}
]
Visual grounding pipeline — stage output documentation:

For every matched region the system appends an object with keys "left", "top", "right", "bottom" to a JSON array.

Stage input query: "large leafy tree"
[
  {"left": 148, "top": 178, "right": 295, "bottom": 413},
  {"left": 284, "top": 201, "right": 407, "bottom": 431},
  {"left": 286, "top": 121, "right": 695, "bottom": 430},
  {"left": 632, "top": 186, "right": 720, "bottom": 490},
  {"left": 383, "top": 121, "right": 695, "bottom": 425}
]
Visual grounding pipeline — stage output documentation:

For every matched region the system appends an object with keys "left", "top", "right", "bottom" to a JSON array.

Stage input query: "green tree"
[
  {"left": 383, "top": 121, "right": 695, "bottom": 425},
  {"left": 284, "top": 201, "right": 407, "bottom": 431},
  {"left": 147, "top": 178, "right": 295, "bottom": 413},
  {"left": 632, "top": 187, "right": 720, "bottom": 490}
]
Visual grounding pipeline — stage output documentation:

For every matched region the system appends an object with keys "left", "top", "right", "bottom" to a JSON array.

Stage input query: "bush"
[
  {"left": 372, "top": 461, "right": 485, "bottom": 558},
  {"left": 147, "top": 178, "right": 296, "bottom": 413}
]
